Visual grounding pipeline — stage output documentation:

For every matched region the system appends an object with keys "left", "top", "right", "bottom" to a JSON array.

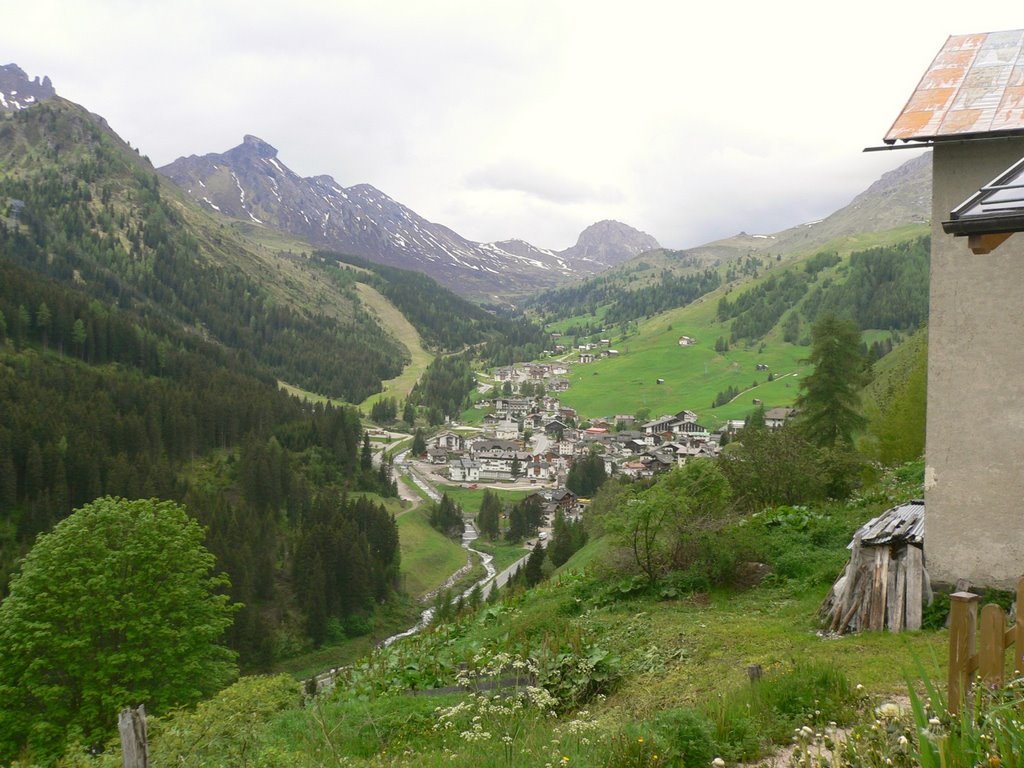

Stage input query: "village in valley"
[{"left": 408, "top": 331, "right": 796, "bottom": 529}]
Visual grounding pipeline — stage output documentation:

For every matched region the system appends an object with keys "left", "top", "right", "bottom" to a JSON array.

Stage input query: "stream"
[{"left": 312, "top": 451, "right": 529, "bottom": 688}]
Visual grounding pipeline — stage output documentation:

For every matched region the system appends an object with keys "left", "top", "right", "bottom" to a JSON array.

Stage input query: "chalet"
[
  {"left": 559, "top": 406, "right": 577, "bottom": 423},
  {"left": 678, "top": 335, "right": 697, "bottom": 346},
  {"left": 551, "top": 364, "right": 570, "bottom": 376},
  {"left": 763, "top": 407, "right": 796, "bottom": 430},
  {"left": 674, "top": 410, "right": 699, "bottom": 423},
  {"left": 471, "top": 437, "right": 519, "bottom": 453},
  {"left": 621, "top": 460, "right": 647, "bottom": 478},
  {"left": 494, "top": 420, "right": 520, "bottom": 440},
  {"left": 547, "top": 378, "right": 570, "bottom": 392},
  {"left": 579, "top": 353, "right": 595, "bottom": 364},
  {"left": 608, "top": 349, "right": 619, "bottom": 356},
  {"left": 600, "top": 338, "right": 611, "bottom": 345},
  {"left": 432, "top": 430, "right": 466, "bottom": 452},
  {"left": 476, "top": 449, "right": 533, "bottom": 481},
  {"left": 449, "top": 457, "right": 480, "bottom": 483},
  {"left": 494, "top": 367, "right": 518, "bottom": 382},
  {"left": 672, "top": 420, "right": 710, "bottom": 441},
  {"left": 493, "top": 397, "right": 531, "bottom": 419},
  {"left": 544, "top": 419, "right": 570, "bottom": 437},
  {"left": 427, "top": 447, "right": 449, "bottom": 464},
  {"left": 880, "top": 28, "right": 1024, "bottom": 588},
  {"left": 642, "top": 416, "right": 677, "bottom": 435}
]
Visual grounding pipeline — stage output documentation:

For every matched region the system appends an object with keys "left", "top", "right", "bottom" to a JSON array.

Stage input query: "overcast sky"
[{"left": 6, "top": 2, "right": 1022, "bottom": 250}]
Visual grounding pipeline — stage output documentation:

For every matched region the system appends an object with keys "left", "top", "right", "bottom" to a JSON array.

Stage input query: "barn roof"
[
  {"left": 849, "top": 499, "right": 925, "bottom": 548},
  {"left": 885, "top": 29, "right": 1024, "bottom": 144}
]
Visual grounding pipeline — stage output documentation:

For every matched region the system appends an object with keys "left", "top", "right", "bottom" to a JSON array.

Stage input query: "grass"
[
  {"left": 435, "top": 484, "right": 531, "bottom": 514},
  {"left": 396, "top": 505, "right": 468, "bottom": 598},
  {"left": 84, "top": 463, "right": 956, "bottom": 768},
  {"left": 355, "top": 282, "right": 434, "bottom": 410},
  {"left": 552, "top": 225, "right": 930, "bottom": 425},
  {"left": 471, "top": 538, "right": 530, "bottom": 573}
]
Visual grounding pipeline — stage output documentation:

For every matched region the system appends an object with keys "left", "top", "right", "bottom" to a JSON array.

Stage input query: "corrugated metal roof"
[
  {"left": 885, "top": 30, "right": 1024, "bottom": 143},
  {"left": 849, "top": 499, "right": 925, "bottom": 548}
]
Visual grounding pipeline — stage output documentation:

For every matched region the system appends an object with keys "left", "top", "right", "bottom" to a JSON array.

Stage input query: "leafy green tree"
[
  {"left": 796, "top": 314, "right": 868, "bottom": 447},
  {"left": 719, "top": 425, "right": 841, "bottom": 510},
  {"left": 0, "top": 497, "right": 237, "bottom": 761},
  {"left": 511, "top": 454, "right": 522, "bottom": 479},
  {"left": 600, "top": 462, "right": 732, "bottom": 587}
]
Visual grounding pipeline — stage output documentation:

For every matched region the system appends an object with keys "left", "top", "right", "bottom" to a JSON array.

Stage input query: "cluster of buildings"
[{"left": 430, "top": 398, "right": 768, "bottom": 484}]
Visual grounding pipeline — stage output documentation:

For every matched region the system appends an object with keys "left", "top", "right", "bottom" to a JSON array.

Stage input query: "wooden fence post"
[
  {"left": 1015, "top": 577, "right": 1024, "bottom": 675},
  {"left": 948, "top": 591, "right": 979, "bottom": 714},
  {"left": 979, "top": 603, "right": 1006, "bottom": 689},
  {"left": 118, "top": 704, "right": 148, "bottom": 768}
]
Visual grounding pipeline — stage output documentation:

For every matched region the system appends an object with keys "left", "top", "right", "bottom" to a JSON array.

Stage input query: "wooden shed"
[{"left": 820, "top": 500, "right": 931, "bottom": 633}]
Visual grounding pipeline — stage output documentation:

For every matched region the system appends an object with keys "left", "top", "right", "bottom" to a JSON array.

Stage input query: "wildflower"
[
  {"left": 713, "top": 758, "right": 726, "bottom": 768},
  {"left": 928, "top": 717, "right": 941, "bottom": 727},
  {"left": 988, "top": 755, "right": 1001, "bottom": 768}
]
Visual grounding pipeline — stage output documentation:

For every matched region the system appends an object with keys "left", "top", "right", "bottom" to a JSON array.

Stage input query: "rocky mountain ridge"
[
  {"left": 159, "top": 136, "right": 659, "bottom": 300},
  {"left": 0, "top": 64, "right": 55, "bottom": 113}
]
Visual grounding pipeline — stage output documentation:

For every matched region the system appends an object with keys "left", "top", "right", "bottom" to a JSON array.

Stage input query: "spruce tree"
[
  {"left": 524, "top": 540, "right": 545, "bottom": 587},
  {"left": 796, "top": 314, "right": 868, "bottom": 447}
]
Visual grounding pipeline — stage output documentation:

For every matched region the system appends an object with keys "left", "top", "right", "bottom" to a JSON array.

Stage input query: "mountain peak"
[
  {"left": 560, "top": 219, "right": 661, "bottom": 268},
  {"left": 0, "top": 63, "right": 55, "bottom": 112},
  {"left": 239, "top": 135, "right": 278, "bottom": 158}
]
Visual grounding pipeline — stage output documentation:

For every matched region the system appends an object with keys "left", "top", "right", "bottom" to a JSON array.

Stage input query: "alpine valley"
[{"left": 0, "top": 61, "right": 941, "bottom": 768}]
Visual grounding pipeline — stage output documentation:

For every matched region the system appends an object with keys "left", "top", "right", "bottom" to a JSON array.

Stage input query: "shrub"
[{"left": 653, "top": 708, "right": 718, "bottom": 767}]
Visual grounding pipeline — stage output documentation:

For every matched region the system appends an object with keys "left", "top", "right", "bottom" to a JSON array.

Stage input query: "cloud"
[{"left": 465, "top": 160, "right": 625, "bottom": 205}]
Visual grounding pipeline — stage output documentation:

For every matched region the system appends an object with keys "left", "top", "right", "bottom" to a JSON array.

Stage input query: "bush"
[{"left": 653, "top": 708, "right": 718, "bottom": 768}]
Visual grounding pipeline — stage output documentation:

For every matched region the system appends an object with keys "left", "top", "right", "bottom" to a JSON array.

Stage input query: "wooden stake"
[
  {"left": 905, "top": 547, "right": 923, "bottom": 631},
  {"left": 980, "top": 604, "right": 1006, "bottom": 688},
  {"left": 119, "top": 705, "right": 148, "bottom": 768},
  {"left": 948, "top": 592, "right": 979, "bottom": 715}
]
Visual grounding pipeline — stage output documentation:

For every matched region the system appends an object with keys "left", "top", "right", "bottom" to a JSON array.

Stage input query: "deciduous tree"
[{"left": 0, "top": 497, "right": 237, "bottom": 761}]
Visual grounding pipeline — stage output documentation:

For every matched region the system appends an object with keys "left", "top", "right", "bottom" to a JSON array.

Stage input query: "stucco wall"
[{"left": 926, "top": 138, "right": 1024, "bottom": 589}]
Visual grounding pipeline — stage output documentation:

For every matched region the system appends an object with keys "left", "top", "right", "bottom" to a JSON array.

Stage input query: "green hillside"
[{"left": 546, "top": 228, "right": 929, "bottom": 424}]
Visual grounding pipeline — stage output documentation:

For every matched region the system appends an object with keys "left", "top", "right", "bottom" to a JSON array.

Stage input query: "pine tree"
[
  {"left": 796, "top": 314, "right": 868, "bottom": 447},
  {"left": 524, "top": 540, "right": 545, "bottom": 587}
]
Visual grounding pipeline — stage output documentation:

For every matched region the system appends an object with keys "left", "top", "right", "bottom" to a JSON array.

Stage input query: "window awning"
[{"left": 942, "top": 156, "right": 1024, "bottom": 253}]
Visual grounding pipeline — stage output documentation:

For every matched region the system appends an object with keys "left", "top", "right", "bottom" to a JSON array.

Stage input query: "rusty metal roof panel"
[
  {"left": 849, "top": 499, "right": 925, "bottom": 548},
  {"left": 885, "top": 30, "right": 1024, "bottom": 143}
]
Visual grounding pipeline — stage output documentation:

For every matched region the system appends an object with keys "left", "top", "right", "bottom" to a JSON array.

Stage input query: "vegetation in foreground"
[{"left": 35, "top": 456, "right": 951, "bottom": 768}]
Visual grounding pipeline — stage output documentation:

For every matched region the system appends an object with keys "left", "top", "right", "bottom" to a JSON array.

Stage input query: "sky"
[{"left": 5, "top": 1, "right": 1023, "bottom": 251}]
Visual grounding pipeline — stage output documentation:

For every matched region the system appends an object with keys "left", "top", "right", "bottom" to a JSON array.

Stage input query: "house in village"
[
  {"left": 432, "top": 430, "right": 466, "bottom": 452},
  {"left": 449, "top": 457, "right": 480, "bottom": 483},
  {"left": 495, "top": 420, "right": 520, "bottom": 441},
  {"left": 881, "top": 28, "right": 1024, "bottom": 588},
  {"left": 763, "top": 407, "right": 796, "bottom": 430},
  {"left": 579, "top": 352, "right": 595, "bottom": 364}
]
